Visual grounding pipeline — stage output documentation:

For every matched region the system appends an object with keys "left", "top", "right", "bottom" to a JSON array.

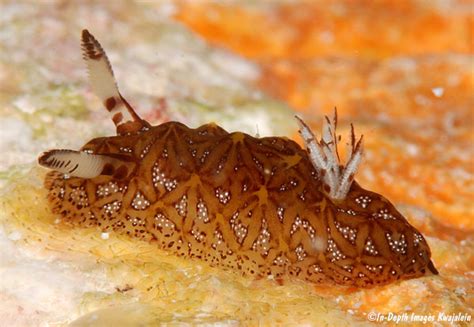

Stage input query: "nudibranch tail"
[
  {"left": 295, "top": 111, "right": 363, "bottom": 200},
  {"left": 38, "top": 149, "right": 134, "bottom": 179},
  {"left": 81, "top": 29, "right": 148, "bottom": 134}
]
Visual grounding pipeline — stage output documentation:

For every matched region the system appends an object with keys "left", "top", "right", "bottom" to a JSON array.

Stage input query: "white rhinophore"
[
  {"left": 81, "top": 29, "right": 142, "bottom": 131},
  {"left": 38, "top": 149, "right": 128, "bottom": 179}
]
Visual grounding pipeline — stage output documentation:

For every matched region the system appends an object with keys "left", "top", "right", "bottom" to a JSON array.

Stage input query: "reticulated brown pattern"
[{"left": 45, "top": 122, "right": 436, "bottom": 287}]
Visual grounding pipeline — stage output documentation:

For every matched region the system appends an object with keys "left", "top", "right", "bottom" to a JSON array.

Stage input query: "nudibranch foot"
[{"left": 38, "top": 29, "right": 438, "bottom": 288}]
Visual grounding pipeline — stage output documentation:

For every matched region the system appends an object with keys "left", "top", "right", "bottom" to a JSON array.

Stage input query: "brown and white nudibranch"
[{"left": 38, "top": 30, "right": 438, "bottom": 287}]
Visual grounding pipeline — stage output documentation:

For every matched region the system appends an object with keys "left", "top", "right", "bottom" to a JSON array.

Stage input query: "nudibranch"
[{"left": 38, "top": 30, "right": 438, "bottom": 287}]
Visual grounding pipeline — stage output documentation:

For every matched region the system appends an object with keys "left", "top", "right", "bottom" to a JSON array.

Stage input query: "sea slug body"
[{"left": 38, "top": 30, "right": 438, "bottom": 288}]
